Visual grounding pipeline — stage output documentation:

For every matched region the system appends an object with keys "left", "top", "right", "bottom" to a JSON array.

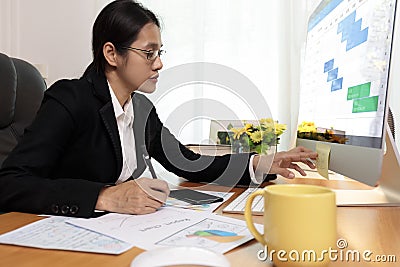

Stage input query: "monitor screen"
[{"left": 297, "top": 0, "right": 397, "bottom": 186}]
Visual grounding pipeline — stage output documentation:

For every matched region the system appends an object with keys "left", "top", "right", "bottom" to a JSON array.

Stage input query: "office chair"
[{"left": 0, "top": 53, "right": 46, "bottom": 167}]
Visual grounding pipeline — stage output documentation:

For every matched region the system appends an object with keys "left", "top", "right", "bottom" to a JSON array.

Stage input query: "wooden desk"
[{"left": 1, "top": 179, "right": 399, "bottom": 267}]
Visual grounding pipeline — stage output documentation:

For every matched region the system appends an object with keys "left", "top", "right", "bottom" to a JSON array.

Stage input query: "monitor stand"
[{"left": 334, "top": 128, "right": 400, "bottom": 206}]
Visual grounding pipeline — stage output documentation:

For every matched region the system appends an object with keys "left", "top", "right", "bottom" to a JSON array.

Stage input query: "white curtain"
[
  {"left": 0, "top": 0, "right": 319, "bottom": 150},
  {"left": 139, "top": 0, "right": 317, "bottom": 149}
]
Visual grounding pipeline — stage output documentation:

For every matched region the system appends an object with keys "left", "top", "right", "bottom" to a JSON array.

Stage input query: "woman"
[{"left": 0, "top": 0, "right": 317, "bottom": 218}]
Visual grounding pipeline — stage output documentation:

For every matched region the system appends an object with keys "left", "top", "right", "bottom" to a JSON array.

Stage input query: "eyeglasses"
[{"left": 120, "top": 46, "right": 165, "bottom": 61}]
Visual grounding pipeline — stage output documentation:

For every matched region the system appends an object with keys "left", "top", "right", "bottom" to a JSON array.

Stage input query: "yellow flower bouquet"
[{"left": 218, "top": 119, "right": 287, "bottom": 154}]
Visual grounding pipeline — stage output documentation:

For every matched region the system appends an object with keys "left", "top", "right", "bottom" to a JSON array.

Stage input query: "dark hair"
[{"left": 90, "top": 0, "right": 160, "bottom": 74}]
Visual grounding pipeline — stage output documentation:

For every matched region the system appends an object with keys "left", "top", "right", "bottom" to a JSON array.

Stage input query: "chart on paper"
[
  {"left": 156, "top": 218, "right": 247, "bottom": 248},
  {"left": 69, "top": 207, "right": 261, "bottom": 254}
]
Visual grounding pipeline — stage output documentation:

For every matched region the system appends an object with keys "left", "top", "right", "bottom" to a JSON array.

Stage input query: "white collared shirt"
[{"left": 108, "top": 82, "right": 137, "bottom": 184}]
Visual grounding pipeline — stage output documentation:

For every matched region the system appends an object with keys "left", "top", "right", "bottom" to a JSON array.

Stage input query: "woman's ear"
[{"left": 103, "top": 42, "right": 118, "bottom": 67}]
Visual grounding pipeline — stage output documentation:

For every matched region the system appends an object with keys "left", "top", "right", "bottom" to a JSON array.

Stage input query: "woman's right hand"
[{"left": 95, "top": 177, "right": 170, "bottom": 215}]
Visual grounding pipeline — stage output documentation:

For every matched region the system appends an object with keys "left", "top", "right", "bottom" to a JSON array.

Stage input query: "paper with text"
[{"left": 0, "top": 216, "right": 133, "bottom": 254}]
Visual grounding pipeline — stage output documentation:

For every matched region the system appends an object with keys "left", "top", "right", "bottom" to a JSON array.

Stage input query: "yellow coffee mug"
[{"left": 245, "top": 184, "right": 337, "bottom": 267}]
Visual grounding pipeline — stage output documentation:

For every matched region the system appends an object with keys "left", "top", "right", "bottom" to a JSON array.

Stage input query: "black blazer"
[{"left": 0, "top": 68, "right": 261, "bottom": 217}]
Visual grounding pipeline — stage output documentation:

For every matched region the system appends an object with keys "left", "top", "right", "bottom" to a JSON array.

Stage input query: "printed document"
[
  {"left": 0, "top": 216, "right": 133, "bottom": 254},
  {"left": 69, "top": 207, "right": 261, "bottom": 254}
]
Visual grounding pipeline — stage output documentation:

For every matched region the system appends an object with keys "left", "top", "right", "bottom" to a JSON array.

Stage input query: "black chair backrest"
[{"left": 0, "top": 53, "right": 46, "bottom": 166}]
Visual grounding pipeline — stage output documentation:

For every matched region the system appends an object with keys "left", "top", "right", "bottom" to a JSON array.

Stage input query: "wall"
[{"left": 0, "top": 0, "right": 107, "bottom": 85}]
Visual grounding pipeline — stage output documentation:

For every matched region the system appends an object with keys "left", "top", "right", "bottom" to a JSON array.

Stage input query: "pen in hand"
[
  {"left": 141, "top": 145, "right": 158, "bottom": 179},
  {"left": 141, "top": 145, "right": 170, "bottom": 205}
]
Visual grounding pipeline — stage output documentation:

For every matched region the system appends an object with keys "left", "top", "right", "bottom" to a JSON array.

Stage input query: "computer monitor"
[{"left": 297, "top": 0, "right": 400, "bottom": 205}]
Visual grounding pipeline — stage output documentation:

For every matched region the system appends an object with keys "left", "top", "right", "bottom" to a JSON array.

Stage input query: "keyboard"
[{"left": 222, "top": 187, "right": 264, "bottom": 215}]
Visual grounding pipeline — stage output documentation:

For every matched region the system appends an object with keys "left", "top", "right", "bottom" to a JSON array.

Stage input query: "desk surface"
[{"left": 1, "top": 178, "right": 399, "bottom": 267}]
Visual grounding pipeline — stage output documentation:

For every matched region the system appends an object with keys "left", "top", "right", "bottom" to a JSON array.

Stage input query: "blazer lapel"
[
  {"left": 85, "top": 68, "right": 123, "bottom": 179},
  {"left": 130, "top": 94, "right": 147, "bottom": 179},
  {"left": 99, "top": 103, "right": 123, "bottom": 178}
]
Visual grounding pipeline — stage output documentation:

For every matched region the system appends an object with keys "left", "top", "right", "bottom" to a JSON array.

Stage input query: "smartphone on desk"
[{"left": 169, "top": 189, "right": 223, "bottom": 205}]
